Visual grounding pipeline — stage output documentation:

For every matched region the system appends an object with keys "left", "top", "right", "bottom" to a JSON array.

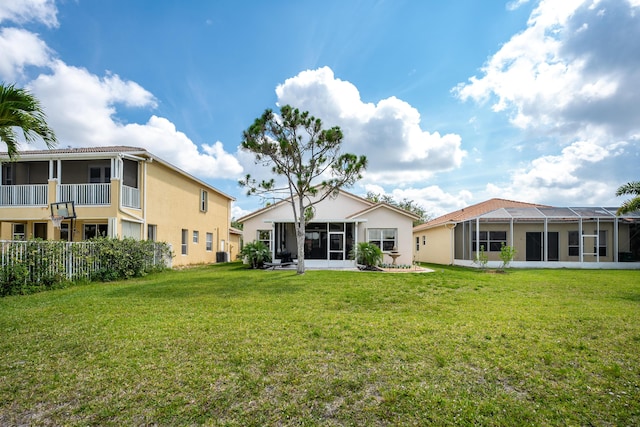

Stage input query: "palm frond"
[{"left": 615, "top": 181, "right": 640, "bottom": 197}]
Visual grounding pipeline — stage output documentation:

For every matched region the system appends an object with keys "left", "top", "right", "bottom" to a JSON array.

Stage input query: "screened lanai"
[{"left": 455, "top": 207, "right": 640, "bottom": 267}]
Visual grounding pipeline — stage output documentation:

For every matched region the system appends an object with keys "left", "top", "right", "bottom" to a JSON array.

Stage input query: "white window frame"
[
  {"left": 83, "top": 223, "right": 108, "bottom": 239},
  {"left": 12, "top": 223, "right": 25, "bottom": 240},
  {"left": 181, "top": 229, "right": 188, "bottom": 255},
  {"left": 206, "top": 232, "right": 213, "bottom": 251},
  {"left": 367, "top": 228, "right": 397, "bottom": 252},
  {"left": 257, "top": 229, "right": 272, "bottom": 249},
  {"left": 148, "top": 224, "right": 157, "bottom": 241},
  {"left": 193, "top": 230, "right": 199, "bottom": 244},
  {"left": 200, "top": 190, "right": 208, "bottom": 212}
]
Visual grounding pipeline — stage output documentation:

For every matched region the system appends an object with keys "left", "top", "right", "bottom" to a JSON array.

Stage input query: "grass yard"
[{"left": 1, "top": 263, "right": 639, "bottom": 426}]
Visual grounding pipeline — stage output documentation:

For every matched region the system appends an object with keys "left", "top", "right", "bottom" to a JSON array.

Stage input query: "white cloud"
[
  {"left": 25, "top": 61, "right": 242, "bottom": 179},
  {"left": 0, "top": 0, "right": 58, "bottom": 28},
  {"left": 363, "top": 183, "right": 473, "bottom": 219},
  {"left": 0, "top": 27, "right": 52, "bottom": 81},
  {"left": 454, "top": 0, "right": 640, "bottom": 206},
  {"left": 275, "top": 67, "right": 467, "bottom": 186}
]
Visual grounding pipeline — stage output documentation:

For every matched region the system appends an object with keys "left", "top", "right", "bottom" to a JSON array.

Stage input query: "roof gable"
[
  {"left": 349, "top": 202, "right": 420, "bottom": 221},
  {"left": 237, "top": 187, "right": 375, "bottom": 223}
]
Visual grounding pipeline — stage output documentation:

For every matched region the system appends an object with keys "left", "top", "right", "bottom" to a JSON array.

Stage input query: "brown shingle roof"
[{"left": 414, "top": 198, "right": 549, "bottom": 231}]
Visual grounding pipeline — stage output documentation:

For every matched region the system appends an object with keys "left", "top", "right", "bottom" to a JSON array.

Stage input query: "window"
[
  {"left": 193, "top": 230, "right": 199, "bottom": 244},
  {"left": 60, "top": 223, "right": 69, "bottom": 241},
  {"left": 12, "top": 223, "right": 25, "bottom": 240},
  {"left": 472, "top": 231, "right": 506, "bottom": 252},
  {"left": 88, "top": 166, "right": 111, "bottom": 183},
  {"left": 181, "top": 229, "right": 188, "bottom": 255},
  {"left": 368, "top": 228, "right": 397, "bottom": 251},
  {"left": 416, "top": 236, "right": 420, "bottom": 251},
  {"left": 148, "top": 224, "right": 157, "bottom": 241},
  {"left": 568, "top": 231, "right": 579, "bottom": 256},
  {"left": 422, "top": 236, "right": 426, "bottom": 246},
  {"left": 206, "top": 233, "right": 213, "bottom": 251},
  {"left": 84, "top": 224, "right": 108, "bottom": 239},
  {"left": 34, "top": 223, "right": 47, "bottom": 240},
  {"left": 200, "top": 190, "right": 208, "bottom": 212},
  {"left": 257, "top": 229, "right": 271, "bottom": 248}
]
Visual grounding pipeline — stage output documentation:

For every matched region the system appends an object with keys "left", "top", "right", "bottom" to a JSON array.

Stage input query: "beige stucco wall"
[
  {"left": 355, "top": 207, "right": 415, "bottom": 265},
  {"left": 145, "top": 161, "right": 231, "bottom": 266},
  {"left": 413, "top": 225, "right": 454, "bottom": 265}
]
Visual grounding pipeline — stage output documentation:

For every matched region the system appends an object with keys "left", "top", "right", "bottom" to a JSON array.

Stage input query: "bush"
[
  {"left": 89, "top": 237, "right": 173, "bottom": 281},
  {"left": 0, "top": 239, "right": 67, "bottom": 296},
  {"left": 239, "top": 241, "right": 272, "bottom": 269},
  {"left": 350, "top": 242, "right": 383, "bottom": 270},
  {"left": 499, "top": 243, "right": 517, "bottom": 271},
  {"left": 474, "top": 245, "right": 489, "bottom": 269}
]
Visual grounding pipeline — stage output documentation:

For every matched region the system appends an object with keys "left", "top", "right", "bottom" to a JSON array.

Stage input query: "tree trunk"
[
  {"left": 295, "top": 196, "right": 306, "bottom": 274},
  {"left": 295, "top": 221, "right": 305, "bottom": 274}
]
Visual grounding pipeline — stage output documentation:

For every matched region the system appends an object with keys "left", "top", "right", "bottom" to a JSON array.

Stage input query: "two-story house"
[{"left": 0, "top": 146, "right": 234, "bottom": 267}]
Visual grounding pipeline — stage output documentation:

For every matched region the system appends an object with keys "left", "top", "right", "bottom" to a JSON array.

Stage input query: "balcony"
[
  {"left": 57, "top": 183, "right": 111, "bottom": 205},
  {"left": 0, "top": 184, "right": 48, "bottom": 206},
  {"left": 121, "top": 185, "right": 140, "bottom": 209}
]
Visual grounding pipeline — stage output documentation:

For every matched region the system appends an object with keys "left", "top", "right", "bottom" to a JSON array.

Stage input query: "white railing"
[
  {"left": 0, "top": 184, "right": 48, "bottom": 206},
  {"left": 57, "top": 183, "right": 110, "bottom": 205},
  {"left": 121, "top": 185, "right": 140, "bottom": 209}
]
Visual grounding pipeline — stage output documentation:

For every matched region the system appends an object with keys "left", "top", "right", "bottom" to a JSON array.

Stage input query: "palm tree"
[
  {"left": 616, "top": 181, "right": 640, "bottom": 215},
  {"left": 0, "top": 83, "right": 57, "bottom": 159}
]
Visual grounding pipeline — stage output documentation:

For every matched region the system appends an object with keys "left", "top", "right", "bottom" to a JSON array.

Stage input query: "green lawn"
[{"left": 1, "top": 263, "right": 639, "bottom": 426}]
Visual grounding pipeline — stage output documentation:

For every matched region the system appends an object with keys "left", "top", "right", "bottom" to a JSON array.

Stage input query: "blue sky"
[{"left": 1, "top": 0, "right": 639, "bottom": 219}]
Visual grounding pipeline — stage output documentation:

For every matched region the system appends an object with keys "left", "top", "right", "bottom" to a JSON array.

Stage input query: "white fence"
[{"left": 0, "top": 240, "right": 171, "bottom": 283}]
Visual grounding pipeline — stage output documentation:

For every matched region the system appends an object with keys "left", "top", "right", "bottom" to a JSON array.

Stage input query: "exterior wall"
[
  {"left": 145, "top": 161, "right": 231, "bottom": 267},
  {"left": 229, "top": 232, "right": 242, "bottom": 262},
  {"left": 357, "top": 207, "right": 414, "bottom": 265},
  {"left": 413, "top": 226, "right": 454, "bottom": 265}
]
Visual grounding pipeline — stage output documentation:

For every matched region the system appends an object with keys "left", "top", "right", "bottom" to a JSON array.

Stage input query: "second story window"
[
  {"left": 89, "top": 166, "right": 111, "bottom": 183},
  {"left": 200, "top": 190, "right": 208, "bottom": 212}
]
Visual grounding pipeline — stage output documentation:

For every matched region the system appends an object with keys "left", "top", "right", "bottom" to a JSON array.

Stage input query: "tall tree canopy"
[
  {"left": 616, "top": 181, "right": 640, "bottom": 215},
  {"left": 365, "top": 191, "right": 431, "bottom": 226},
  {"left": 0, "top": 83, "right": 57, "bottom": 158},
  {"left": 240, "top": 105, "right": 367, "bottom": 274}
]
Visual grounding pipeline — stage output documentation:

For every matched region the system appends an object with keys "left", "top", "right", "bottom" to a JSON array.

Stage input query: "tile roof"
[{"left": 414, "top": 198, "right": 549, "bottom": 231}]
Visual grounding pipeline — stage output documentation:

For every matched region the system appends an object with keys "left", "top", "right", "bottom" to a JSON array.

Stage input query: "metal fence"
[{"left": 0, "top": 240, "right": 171, "bottom": 282}]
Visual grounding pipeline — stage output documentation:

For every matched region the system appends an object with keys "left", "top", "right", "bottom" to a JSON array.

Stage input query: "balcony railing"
[
  {"left": 0, "top": 184, "right": 48, "bottom": 206},
  {"left": 57, "top": 183, "right": 111, "bottom": 205},
  {"left": 122, "top": 185, "right": 140, "bottom": 209}
]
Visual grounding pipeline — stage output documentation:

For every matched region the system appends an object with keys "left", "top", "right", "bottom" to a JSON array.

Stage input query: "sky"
[{"left": 1, "top": 0, "right": 639, "bottom": 219}]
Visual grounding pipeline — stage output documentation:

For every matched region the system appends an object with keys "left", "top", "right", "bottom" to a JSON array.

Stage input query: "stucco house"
[
  {"left": 238, "top": 189, "right": 419, "bottom": 268},
  {"left": 413, "top": 198, "right": 640, "bottom": 269},
  {"left": 0, "top": 146, "right": 235, "bottom": 267}
]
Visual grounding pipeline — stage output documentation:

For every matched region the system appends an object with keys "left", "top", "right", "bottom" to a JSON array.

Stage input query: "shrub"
[
  {"left": 474, "top": 245, "right": 489, "bottom": 269},
  {"left": 90, "top": 237, "right": 173, "bottom": 281},
  {"left": 499, "top": 243, "right": 517, "bottom": 271},
  {"left": 350, "top": 242, "right": 383, "bottom": 270},
  {"left": 239, "top": 241, "right": 272, "bottom": 269}
]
